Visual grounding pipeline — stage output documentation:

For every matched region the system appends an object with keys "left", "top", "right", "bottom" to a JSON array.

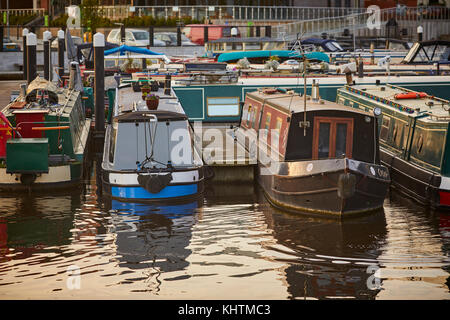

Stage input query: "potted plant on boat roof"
[
  {"left": 141, "top": 80, "right": 151, "bottom": 99},
  {"left": 145, "top": 93, "right": 159, "bottom": 110},
  {"left": 121, "top": 57, "right": 141, "bottom": 74}
]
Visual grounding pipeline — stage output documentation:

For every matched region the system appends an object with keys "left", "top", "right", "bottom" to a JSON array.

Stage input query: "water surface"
[{"left": 0, "top": 165, "right": 449, "bottom": 299}]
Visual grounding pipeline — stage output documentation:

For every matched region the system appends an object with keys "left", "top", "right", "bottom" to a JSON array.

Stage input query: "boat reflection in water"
[
  {"left": 0, "top": 192, "right": 81, "bottom": 263},
  {"left": 256, "top": 189, "right": 388, "bottom": 299},
  {"left": 103, "top": 197, "right": 202, "bottom": 278}
]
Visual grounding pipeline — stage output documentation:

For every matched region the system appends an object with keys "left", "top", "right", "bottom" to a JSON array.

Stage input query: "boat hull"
[
  {"left": 0, "top": 162, "right": 83, "bottom": 192},
  {"left": 380, "top": 148, "right": 450, "bottom": 209},
  {"left": 258, "top": 158, "right": 390, "bottom": 217},
  {"left": 101, "top": 168, "right": 204, "bottom": 202}
]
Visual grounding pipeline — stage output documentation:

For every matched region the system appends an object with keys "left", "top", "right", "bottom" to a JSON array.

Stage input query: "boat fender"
[
  {"left": 20, "top": 173, "right": 37, "bottom": 185},
  {"left": 337, "top": 172, "right": 356, "bottom": 199},
  {"left": 137, "top": 173, "right": 173, "bottom": 194}
]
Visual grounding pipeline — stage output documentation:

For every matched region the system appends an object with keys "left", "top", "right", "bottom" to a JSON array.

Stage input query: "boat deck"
[{"left": 346, "top": 84, "right": 450, "bottom": 122}]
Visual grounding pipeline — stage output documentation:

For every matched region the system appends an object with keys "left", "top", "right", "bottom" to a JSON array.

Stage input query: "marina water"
[{"left": 0, "top": 159, "right": 449, "bottom": 299}]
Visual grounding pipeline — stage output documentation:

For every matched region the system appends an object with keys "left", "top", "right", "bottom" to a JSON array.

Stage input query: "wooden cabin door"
[{"left": 313, "top": 117, "right": 354, "bottom": 160}]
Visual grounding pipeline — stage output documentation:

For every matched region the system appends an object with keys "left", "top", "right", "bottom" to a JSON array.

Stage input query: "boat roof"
[
  {"left": 340, "top": 84, "right": 450, "bottom": 121},
  {"left": 115, "top": 110, "right": 188, "bottom": 123},
  {"left": 217, "top": 50, "right": 329, "bottom": 63},
  {"left": 247, "top": 88, "right": 371, "bottom": 116},
  {"left": 3, "top": 77, "right": 78, "bottom": 117},
  {"left": 115, "top": 84, "right": 187, "bottom": 117}
]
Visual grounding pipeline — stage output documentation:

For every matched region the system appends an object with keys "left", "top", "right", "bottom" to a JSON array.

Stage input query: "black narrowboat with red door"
[{"left": 236, "top": 87, "right": 390, "bottom": 217}]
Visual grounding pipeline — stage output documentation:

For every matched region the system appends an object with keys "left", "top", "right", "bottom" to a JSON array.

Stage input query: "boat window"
[
  {"left": 318, "top": 122, "right": 330, "bottom": 159},
  {"left": 246, "top": 105, "right": 252, "bottom": 125},
  {"left": 313, "top": 117, "right": 353, "bottom": 159},
  {"left": 207, "top": 97, "right": 240, "bottom": 117},
  {"left": 335, "top": 123, "right": 348, "bottom": 158}
]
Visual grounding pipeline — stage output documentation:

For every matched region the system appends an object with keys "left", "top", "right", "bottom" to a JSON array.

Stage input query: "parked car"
[
  {"left": 51, "top": 36, "right": 83, "bottom": 49},
  {"left": 107, "top": 28, "right": 165, "bottom": 47},
  {"left": 182, "top": 25, "right": 241, "bottom": 45},
  {"left": 154, "top": 32, "right": 197, "bottom": 46},
  {"left": 2, "top": 37, "right": 20, "bottom": 51}
]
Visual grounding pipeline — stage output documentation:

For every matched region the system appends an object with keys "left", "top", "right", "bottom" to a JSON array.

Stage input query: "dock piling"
[
  {"left": 177, "top": 26, "right": 181, "bottom": 46},
  {"left": 0, "top": 26, "right": 3, "bottom": 52},
  {"left": 57, "top": 29, "right": 65, "bottom": 81},
  {"left": 94, "top": 32, "right": 105, "bottom": 154},
  {"left": 43, "top": 30, "right": 52, "bottom": 81},
  {"left": 26, "top": 32, "right": 37, "bottom": 84},
  {"left": 149, "top": 26, "right": 154, "bottom": 47},
  {"left": 22, "top": 28, "right": 29, "bottom": 81}
]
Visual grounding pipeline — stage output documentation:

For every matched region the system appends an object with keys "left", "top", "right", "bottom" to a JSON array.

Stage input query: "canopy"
[{"left": 104, "top": 45, "right": 171, "bottom": 63}]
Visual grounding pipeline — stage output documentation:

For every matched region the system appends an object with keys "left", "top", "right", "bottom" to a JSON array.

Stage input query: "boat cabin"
[
  {"left": 103, "top": 85, "right": 198, "bottom": 172},
  {"left": 337, "top": 83, "right": 450, "bottom": 175},
  {"left": 239, "top": 88, "right": 380, "bottom": 164}
]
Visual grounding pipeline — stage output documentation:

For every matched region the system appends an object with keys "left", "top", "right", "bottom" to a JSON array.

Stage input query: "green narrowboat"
[
  {"left": 336, "top": 82, "right": 450, "bottom": 209},
  {"left": 0, "top": 76, "right": 91, "bottom": 191}
]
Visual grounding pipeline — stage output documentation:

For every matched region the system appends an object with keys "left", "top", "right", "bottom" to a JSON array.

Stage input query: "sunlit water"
[{"left": 0, "top": 163, "right": 449, "bottom": 300}]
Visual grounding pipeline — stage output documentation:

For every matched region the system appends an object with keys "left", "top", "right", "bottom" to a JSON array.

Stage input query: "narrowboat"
[
  {"left": 236, "top": 87, "right": 390, "bottom": 217},
  {"left": 101, "top": 81, "right": 204, "bottom": 202},
  {"left": 173, "top": 75, "right": 450, "bottom": 124},
  {"left": 0, "top": 76, "right": 91, "bottom": 191},
  {"left": 336, "top": 83, "right": 450, "bottom": 209}
]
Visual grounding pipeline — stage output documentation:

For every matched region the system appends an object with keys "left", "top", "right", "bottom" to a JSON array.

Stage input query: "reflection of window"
[
  {"left": 207, "top": 97, "right": 240, "bottom": 117},
  {"left": 275, "top": 117, "right": 282, "bottom": 132},
  {"left": 313, "top": 117, "right": 353, "bottom": 159},
  {"left": 264, "top": 112, "right": 271, "bottom": 130}
]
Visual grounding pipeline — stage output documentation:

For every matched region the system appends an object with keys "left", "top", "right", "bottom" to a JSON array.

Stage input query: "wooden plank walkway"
[{"left": 193, "top": 124, "right": 256, "bottom": 183}]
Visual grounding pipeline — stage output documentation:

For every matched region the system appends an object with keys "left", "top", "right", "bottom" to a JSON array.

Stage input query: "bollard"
[
  {"left": 417, "top": 25, "right": 423, "bottom": 42},
  {"left": 57, "top": 29, "right": 65, "bottom": 82},
  {"left": 149, "top": 26, "right": 154, "bottom": 47},
  {"left": 43, "top": 30, "right": 52, "bottom": 81},
  {"left": 94, "top": 33, "right": 105, "bottom": 135},
  {"left": 177, "top": 26, "right": 182, "bottom": 46},
  {"left": 22, "top": 28, "right": 29, "bottom": 80},
  {"left": 26, "top": 32, "right": 37, "bottom": 84}
]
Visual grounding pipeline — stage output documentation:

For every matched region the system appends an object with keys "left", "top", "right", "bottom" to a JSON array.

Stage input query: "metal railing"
[
  {"left": 0, "top": 8, "right": 45, "bottom": 17},
  {"left": 273, "top": 6, "right": 450, "bottom": 41},
  {"left": 85, "top": 6, "right": 368, "bottom": 21}
]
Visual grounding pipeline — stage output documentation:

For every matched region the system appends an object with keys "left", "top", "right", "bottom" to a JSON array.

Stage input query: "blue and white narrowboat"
[{"left": 101, "top": 82, "right": 204, "bottom": 202}]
